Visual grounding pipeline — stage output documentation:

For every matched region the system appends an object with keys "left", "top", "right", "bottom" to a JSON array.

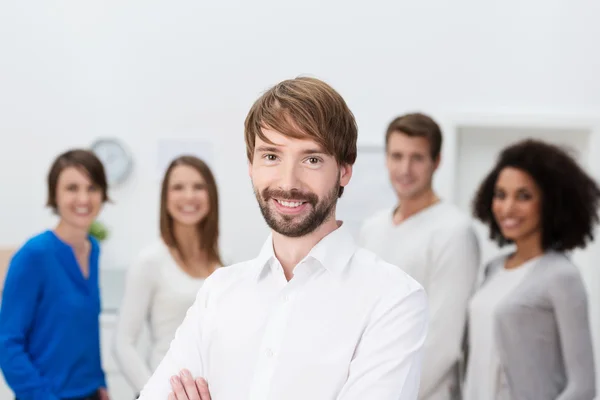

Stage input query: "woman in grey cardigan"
[{"left": 463, "top": 139, "right": 599, "bottom": 400}]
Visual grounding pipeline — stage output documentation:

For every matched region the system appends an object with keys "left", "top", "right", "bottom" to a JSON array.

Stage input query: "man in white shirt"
[
  {"left": 137, "top": 77, "right": 428, "bottom": 400},
  {"left": 359, "top": 113, "right": 480, "bottom": 400}
]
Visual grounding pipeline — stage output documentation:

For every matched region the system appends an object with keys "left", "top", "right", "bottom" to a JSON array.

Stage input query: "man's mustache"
[{"left": 262, "top": 188, "right": 318, "bottom": 205}]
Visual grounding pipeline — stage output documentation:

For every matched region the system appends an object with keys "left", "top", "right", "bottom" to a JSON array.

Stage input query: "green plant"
[{"left": 89, "top": 220, "right": 109, "bottom": 241}]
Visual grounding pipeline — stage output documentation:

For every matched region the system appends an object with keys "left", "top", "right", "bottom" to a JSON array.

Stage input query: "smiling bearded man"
[{"left": 137, "top": 77, "right": 429, "bottom": 400}]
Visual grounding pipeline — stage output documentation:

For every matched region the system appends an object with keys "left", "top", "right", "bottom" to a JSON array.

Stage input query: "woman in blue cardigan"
[{"left": 0, "top": 149, "right": 110, "bottom": 400}]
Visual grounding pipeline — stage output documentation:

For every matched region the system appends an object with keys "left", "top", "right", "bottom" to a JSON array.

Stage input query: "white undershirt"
[
  {"left": 463, "top": 256, "right": 538, "bottom": 400},
  {"left": 359, "top": 201, "right": 480, "bottom": 400},
  {"left": 113, "top": 240, "right": 207, "bottom": 393}
]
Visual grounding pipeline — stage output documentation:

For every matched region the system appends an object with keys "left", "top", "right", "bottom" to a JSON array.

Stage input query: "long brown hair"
[{"left": 159, "top": 155, "right": 222, "bottom": 267}]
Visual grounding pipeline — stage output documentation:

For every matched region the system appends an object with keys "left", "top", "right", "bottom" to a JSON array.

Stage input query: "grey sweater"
[{"left": 466, "top": 251, "right": 596, "bottom": 400}]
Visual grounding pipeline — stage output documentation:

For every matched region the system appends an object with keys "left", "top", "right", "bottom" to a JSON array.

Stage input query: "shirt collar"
[
  {"left": 254, "top": 233, "right": 277, "bottom": 279},
  {"left": 254, "top": 222, "right": 357, "bottom": 281}
]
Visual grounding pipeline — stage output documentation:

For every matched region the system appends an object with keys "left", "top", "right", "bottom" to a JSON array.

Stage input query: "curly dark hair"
[{"left": 472, "top": 138, "right": 600, "bottom": 251}]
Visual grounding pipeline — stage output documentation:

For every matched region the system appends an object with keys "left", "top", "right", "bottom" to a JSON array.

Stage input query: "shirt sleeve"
[
  {"left": 551, "top": 268, "right": 596, "bottom": 400},
  {"left": 335, "top": 284, "right": 429, "bottom": 400},
  {"left": 418, "top": 223, "right": 480, "bottom": 398},
  {"left": 136, "top": 274, "right": 212, "bottom": 399},
  {"left": 0, "top": 248, "right": 61, "bottom": 400},
  {"left": 112, "top": 253, "right": 157, "bottom": 393}
]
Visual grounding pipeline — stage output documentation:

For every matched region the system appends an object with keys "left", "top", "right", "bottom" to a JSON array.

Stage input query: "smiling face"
[
  {"left": 492, "top": 167, "right": 542, "bottom": 244},
  {"left": 55, "top": 166, "right": 103, "bottom": 231},
  {"left": 386, "top": 132, "right": 439, "bottom": 200},
  {"left": 249, "top": 127, "right": 352, "bottom": 238},
  {"left": 166, "top": 164, "right": 210, "bottom": 227}
]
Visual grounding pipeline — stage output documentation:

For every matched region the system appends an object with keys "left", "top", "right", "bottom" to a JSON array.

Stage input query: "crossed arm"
[{"left": 159, "top": 284, "right": 428, "bottom": 400}]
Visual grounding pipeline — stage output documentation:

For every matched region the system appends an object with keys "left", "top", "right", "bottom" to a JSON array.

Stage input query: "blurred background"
[{"left": 1, "top": 1, "right": 599, "bottom": 398}]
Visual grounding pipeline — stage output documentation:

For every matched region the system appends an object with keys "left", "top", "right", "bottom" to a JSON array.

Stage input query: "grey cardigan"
[{"left": 463, "top": 251, "right": 596, "bottom": 400}]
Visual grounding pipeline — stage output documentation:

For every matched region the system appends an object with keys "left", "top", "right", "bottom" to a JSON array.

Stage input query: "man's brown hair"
[
  {"left": 47, "top": 149, "right": 110, "bottom": 210},
  {"left": 385, "top": 112, "right": 443, "bottom": 160},
  {"left": 244, "top": 76, "right": 358, "bottom": 197},
  {"left": 159, "top": 156, "right": 223, "bottom": 267}
]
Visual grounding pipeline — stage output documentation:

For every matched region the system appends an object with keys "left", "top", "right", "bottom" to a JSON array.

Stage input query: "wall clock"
[{"left": 90, "top": 138, "right": 133, "bottom": 186}]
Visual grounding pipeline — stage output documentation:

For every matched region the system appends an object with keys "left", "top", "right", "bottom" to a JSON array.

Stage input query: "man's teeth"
[
  {"left": 277, "top": 200, "right": 304, "bottom": 208},
  {"left": 75, "top": 207, "right": 90, "bottom": 214}
]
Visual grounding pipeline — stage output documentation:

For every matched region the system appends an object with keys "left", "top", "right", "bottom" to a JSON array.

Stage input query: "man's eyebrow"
[
  {"left": 255, "top": 145, "right": 281, "bottom": 154},
  {"left": 300, "top": 148, "right": 327, "bottom": 156}
]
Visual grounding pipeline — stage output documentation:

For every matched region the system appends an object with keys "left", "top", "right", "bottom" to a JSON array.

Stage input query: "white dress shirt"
[
  {"left": 138, "top": 222, "right": 428, "bottom": 400},
  {"left": 359, "top": 202, "right": 480, "bottom": 400}
]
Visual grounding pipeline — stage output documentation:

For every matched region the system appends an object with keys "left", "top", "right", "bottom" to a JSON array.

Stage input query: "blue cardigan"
[{"left": 0, "top": 230, "right": 106, "bottom": 400}]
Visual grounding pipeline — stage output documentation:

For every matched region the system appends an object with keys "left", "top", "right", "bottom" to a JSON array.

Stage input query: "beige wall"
[{"left": 0, "top": 248, "right": 16, "bottom": 293}]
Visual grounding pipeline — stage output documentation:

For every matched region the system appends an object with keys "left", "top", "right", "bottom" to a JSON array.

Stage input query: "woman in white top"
[
  {"left": 113, "top": 155, "right": 223, "bottom": 396},
  {"left": 463, "top": 139, "right": 598, "bottom": 400}
]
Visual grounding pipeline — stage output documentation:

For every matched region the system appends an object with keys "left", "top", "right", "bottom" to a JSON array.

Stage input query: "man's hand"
[
  {"left": 169, "top": 369, "right": 211, "bottom": 400},
  {"left": 98, "top": 387, "right": 110, "bottom": 400}
]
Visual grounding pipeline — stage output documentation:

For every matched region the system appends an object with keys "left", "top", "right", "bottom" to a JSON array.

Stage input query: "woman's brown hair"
[
  {"left": 47, "top": 149, "right": 110, "bottom": 211},
  {"left": 159, "top": 155, "right": 222, "bottom": 267}
]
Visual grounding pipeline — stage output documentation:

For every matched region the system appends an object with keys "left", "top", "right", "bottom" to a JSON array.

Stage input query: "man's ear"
[
  {"left": 433, "top": 154, "right": 441, "bottom": 171},
  {"left": 340, "top": 163, "right": 353, "bottom": 187}
]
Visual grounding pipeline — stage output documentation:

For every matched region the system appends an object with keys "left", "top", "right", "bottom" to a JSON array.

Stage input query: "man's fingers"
[
  {"left": 170, "top": 375, "right": 188, "bottom": 400},
  {"left": 171, "top": 375, "right": 194, "bottom": 400},
  {"left": 182, "top": 369, "right": 202, "bottom": 400},
  {"left": 171, "top": 373, "right": 200, "bottom": 400},
  {"left": 196, "top": 378, "right": 211, "bottom": 400},
  {"left": 169, "top": 370, "right": 208, "bottom": 400}
]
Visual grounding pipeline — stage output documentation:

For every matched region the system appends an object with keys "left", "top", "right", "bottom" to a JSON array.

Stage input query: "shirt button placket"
[{"left": 248, "top": 286, "right": 296, "bottom": 400}]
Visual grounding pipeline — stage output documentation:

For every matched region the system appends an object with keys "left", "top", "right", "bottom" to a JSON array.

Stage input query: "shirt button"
[
  {"left": 283, "top": 294, "right": 290, "bottom": 303},
  {"left": 265, "top": 348, "right": 274, "bottom": 358}
]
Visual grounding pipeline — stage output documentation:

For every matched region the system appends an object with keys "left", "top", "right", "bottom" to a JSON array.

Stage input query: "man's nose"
[
  {"left": 278, "top": 161, "right": 301, "bottom": 192},
  {"left": 398, "top": 158, "right": 411, "bottom": 174}
]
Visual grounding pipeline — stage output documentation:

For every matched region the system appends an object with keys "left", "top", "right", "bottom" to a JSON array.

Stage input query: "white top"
[
  {"left": 138, "top": 223, "right": 428, "bottom": 400},
  {"left": 463, "top": 256, "right": 538, "bottom": 400},
  {"left": 359, "top": 201, "right": 480, "bottom": 400},
  {"left": 113, "top": 240, "right": 207, "bottom": 393}
]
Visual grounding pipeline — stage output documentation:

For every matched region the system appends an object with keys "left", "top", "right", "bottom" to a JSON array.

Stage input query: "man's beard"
[{"left": 254, "top": 180, "right": 339, "bottom": 238}]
